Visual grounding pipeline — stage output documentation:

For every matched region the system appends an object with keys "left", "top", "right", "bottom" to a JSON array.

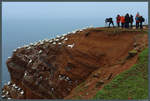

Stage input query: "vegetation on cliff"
[{"left": 93, "top": 48, "right": 148, "bottom": 99}]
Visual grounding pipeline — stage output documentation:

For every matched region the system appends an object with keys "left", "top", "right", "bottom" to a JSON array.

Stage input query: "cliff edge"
[{"left": 1, "top": 27, "right": 148, "bottom": 99}]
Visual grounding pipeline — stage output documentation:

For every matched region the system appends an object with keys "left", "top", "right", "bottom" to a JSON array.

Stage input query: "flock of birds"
[
  {"left": 2, "top": 81, "right": 24, "bottom": 99},
  {"left": 3, "top": 25, "right": 94, "bottom": 99}
]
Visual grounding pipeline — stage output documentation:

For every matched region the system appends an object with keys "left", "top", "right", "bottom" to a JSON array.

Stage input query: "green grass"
[{"left": 93, "top": 48, "right": 148, "bottom": 100}]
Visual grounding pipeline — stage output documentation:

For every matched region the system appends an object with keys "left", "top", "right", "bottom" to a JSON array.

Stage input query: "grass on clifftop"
[{"left": 93, "top": 48, "right": 148, "bottom": 100}]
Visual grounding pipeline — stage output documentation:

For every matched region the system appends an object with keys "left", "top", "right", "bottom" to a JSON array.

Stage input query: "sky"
[{"left": 2, "top": 2, "right": 148, "bottom": 20}]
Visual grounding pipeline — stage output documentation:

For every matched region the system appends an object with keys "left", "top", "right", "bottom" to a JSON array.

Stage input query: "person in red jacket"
[
  {"left": 120, "top": 16, "right": 125, "bottom": 28},
  {"left": 135, "top": 12, "right": 140, "bottom": 29},
  {"left": 116, "top": 14, "right": 121, "bottom": 27}
]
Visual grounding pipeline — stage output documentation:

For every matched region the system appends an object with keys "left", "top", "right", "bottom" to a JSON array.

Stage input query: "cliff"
[{"left": 1, "top": 27, "right": 148, "bottom": 99}]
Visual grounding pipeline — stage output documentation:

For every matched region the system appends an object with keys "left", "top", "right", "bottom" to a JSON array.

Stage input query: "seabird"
[
  {"left": 52, "top": 42, "right": 56, "bottom": 45},
  {"left": 12, "top": 84, "right": 16, "bottom": 87},
  {"left": 29, "top": 59, "right": 32, "bottom": 63},
  {"left": 58, "top": 43, "right": 62, "bottom": 45},
  {"left": 67, "top": 43, "right": 75, "bottom": 48},
  {"left": 15, "top": 86, "right": 18, "bottom": 89},
  {"left": 61, "top": 36, "right": 64, "bottom": 39},
  {"left": 55, "top": 39, "right": 59, "bottom": 41},
  {"left": 6, "top": 91, "right": 9, "bottom": 95},
  {"left": 1, "top": 95, "right": 5, "bottom": 98},
  {"left": 39, "top": 50, "right": 42, "bottom": 54},
  {"left": 62, "top": 34, "right": 67, "bottom": 36},
  {"left": 8, "top": 98, "right": 11, "bottom": 99},
  {"left": 66, "top": 77, "right": 70, "bottom": 81},
  {"left": 8, "top": 81, "right": 11, "bottom": 85},
  {"left": 51, "top": 88, "right": 54, "bottom": 91},
  {"left": 64, "top": 38, "right": 68, "bottom": 41},
  {"left": 20, "top": 91, "right": 24, "bottom": 95},
  {"left": 24, "top": 73, "right": 27, "bottom": 76},
  {"left": 17, "top": 88, "right": 21, "bottom": 91}
]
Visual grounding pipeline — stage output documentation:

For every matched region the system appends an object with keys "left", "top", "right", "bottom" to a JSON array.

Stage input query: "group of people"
[{"left": 105, "top": 12, "right": 145, "bottom": 29}]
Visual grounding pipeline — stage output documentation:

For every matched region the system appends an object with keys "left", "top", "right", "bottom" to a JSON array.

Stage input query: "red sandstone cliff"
[{"left": 1, "top": 27, "right": 148, "bottom": 99}]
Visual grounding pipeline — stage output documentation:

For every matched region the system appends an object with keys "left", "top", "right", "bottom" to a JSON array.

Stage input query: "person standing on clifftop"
[
  {"left": 105, "top": 18, "right": 114, "bottom": 28},
  {"left": 139, "top": 16, "right": 145, "bottom": 29},
  {"left": 125, "top": 13, "right": 130, "bottom": 28},
  {"left": 129, "top": 14, "right": 134, "bottom": 28},
  {"left": 135, "top": 12, "right": 140, "bottom": 29},
  {"left": 116, "top": 14, "right": 121, "bottom": 27},
  {"left": 121, "top": 16, "right": 125, "bottom": 28}
]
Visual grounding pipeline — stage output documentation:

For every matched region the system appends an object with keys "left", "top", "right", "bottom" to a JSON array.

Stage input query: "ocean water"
[{"left": 2, "top": 18, "right": 105, "bottom": 86}]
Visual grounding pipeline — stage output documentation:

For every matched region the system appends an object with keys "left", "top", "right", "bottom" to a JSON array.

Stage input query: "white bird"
[
  {"left": 51, "top": 88, "right": 54, "bottom": 91},
  {"left": 27, "top": 47, "right": 31, "bottom": 49},
  {"left": 66, "top": 77, "right": 70, "bottom": 80},
  {"left": 52, "top": 42, "right": 56, "bottom": 45},
  {"left": 15, "top": 86, "right": 18, "bottom": 89},
  {"left": 18, "top": 88, "right": 21, "bottom": 91},
  {"left": 64, "top": 38, "right": 68, "bottom": 41},
  {"left": 8, "top": 98, "right": 11, "bottom": 99},
  {"left": 8, "top": 81, "right": 11, "bottom": 85},
  {"left": 67, "top": 43, "right": 75, "bottom": 48},
  {"left": 29, "top": 59, "right": 32, "bottom": 63},
  {"left": 55, "top": 39, "right": 59, "bottom": 41},
  {"left": 6, "top": 91, "right": 9, "bottom": 95},
  {"left": 58, "top": 43, "right": 62, "bottom": 45},
  {"left": 61, "top": 37, "right": 64, "bottom": 39},
  {"left": 12, "top": 84, "right": 16, "bottom": 87},
  {"left": 62, "top": 34, "right": 67, "bottom": 36},
  {"left": 24, "top": 73, "right": 27, "bottom": 76},
  {"left": 8, "top": 57, "right": 11, "bottom": 59},
  {"left": 1, "top": 95, "right": 5, "bottom": 98},
  {"left": 49, "top": 40, "right": 53, "bottom": 43},
  {"left": 20, "top": 91, "right": 24, "bottom": 95},
  {"left": 39, "top": 50, "right": 42, "bottom": 54}
]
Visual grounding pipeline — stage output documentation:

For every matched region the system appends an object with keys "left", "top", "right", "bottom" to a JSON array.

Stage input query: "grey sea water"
[{"left": 2, "top": 18, "right": 105, "bottom": 86}]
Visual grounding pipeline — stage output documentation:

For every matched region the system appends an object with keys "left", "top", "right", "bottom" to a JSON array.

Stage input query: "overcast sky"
[{"left": 2, "top": 2, "right": 148, "bottom": 20}]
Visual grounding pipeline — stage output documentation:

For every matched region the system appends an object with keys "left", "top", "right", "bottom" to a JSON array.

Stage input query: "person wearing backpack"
[
  {"left": 129, "top": 14, "right": 134, "bottom": 28},
  {"left": 135, "top": 13, "right": 140, "bottom": 29},
  {"left": 139, "top": 16, "right": 145, "bottom": 29},
  {"left": 125, "top": 13, "right": 130, "bottom": 28},
  {"left": 116, "top": 14, "right": 121, "bottom": 27}
]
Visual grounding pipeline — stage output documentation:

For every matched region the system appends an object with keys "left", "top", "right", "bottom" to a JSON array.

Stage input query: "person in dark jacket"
[
  {"left": 116, "top": 14, "right": 121, "bottom": 27},
  {"left": 129, "top": 14, "right": 134, "bottom": 28},
  {"left": 105, "top": 18, "right": 114, "bottom": 28},
  {"left": 139, "top": 16, "right": 145, "bottom": 29},
  {"left": 125, "top": 13, "right": 130, "bottom": 28}
]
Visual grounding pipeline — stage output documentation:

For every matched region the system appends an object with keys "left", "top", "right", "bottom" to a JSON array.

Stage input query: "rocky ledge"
[{"left": 1, "top": 27, "right": 148, "bottom": 99}]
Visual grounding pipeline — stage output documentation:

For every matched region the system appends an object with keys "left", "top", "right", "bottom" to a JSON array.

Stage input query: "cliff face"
[{"left": 1, "top": 27, "right": 148, "bottom": 99}]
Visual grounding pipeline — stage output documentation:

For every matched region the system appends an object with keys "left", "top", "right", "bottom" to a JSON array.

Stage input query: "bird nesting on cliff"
[
  {"left": 20, "top": 91, "right": 24, "bottom": 95},
  {"left": 67, "top": 43, "right": 75, "bottom": 48},
  {"left": 64, "top": 38, "right": 68, "bottom": 41},
  {"left": 17, "top": 88, "right": 21, "bottom": 91},
  {"left": 39, "top": 50, "right": 42, "bottom": 54},
  {"left": 58, "top": 42, "right": 62, "bottom": 45},
  {"left": 6, "top": 91, "right": 9, "bottom": 95},
  {"left": 52, "top": 42, "right": 56, "bottom": 45},
  {"left": 12, "top": 84, "right": 16, "bottom": 87},
  {"left": 8, "top": 98, "right": 11, "bottom": 99},
  {"left": 62, "top": 34, "right": 67, "bottom": 36},
  {"left": 29, "top": 59, "right": 32, "bottom": 63}
]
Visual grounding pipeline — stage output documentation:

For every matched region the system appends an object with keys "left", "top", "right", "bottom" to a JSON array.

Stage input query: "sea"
[{"left": 2, "top": 18, "right": 105, "bottom": 86}]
